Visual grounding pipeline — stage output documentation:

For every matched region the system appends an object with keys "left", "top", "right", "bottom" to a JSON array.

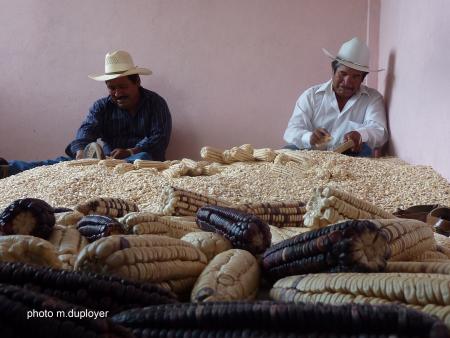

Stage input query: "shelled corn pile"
[{"left": 0, "top": 146, "right": 450, "bottom": 336}]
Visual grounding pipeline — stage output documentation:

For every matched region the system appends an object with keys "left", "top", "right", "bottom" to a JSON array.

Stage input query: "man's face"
[
  {"left": 106, "top": 76, "right": 140, "bottom": 111},
  {"left": 332, "top": 65, "right": 365, "bottom": 100}
]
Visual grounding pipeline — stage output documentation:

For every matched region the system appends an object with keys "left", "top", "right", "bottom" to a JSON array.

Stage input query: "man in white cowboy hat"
[
  {"left": 1, "top": 50, "right": 171, "bottom": 178},
  {"left": 283, "top": 37, "right": 388, "bottom": 156}
]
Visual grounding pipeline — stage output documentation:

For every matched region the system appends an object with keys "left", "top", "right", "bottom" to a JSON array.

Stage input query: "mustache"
[{"left": 114, "top": 96, "right": 128, "bottom": 100}]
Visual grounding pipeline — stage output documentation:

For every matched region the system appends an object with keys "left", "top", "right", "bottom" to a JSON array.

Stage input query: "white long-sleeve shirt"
[{"left": 283, "top": 80, "right": 388, "bottom": 150}]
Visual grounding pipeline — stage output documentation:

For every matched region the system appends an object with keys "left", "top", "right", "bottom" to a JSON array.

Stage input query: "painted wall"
[
  {"left": 378, "top": 0, "right": 450, "bottom": 181},
  {"left": 0, "top": 0, "right": 375, "bottom": 161}
]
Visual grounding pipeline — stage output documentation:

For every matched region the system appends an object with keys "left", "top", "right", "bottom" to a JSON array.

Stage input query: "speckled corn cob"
[
  {"left": 0, "top": 261, "right": 178, "bottom": 314},
  {"left": 75, "top": 234, "right": 208, "bottom": 294},
  {"left": 77, "top": 215, "right": 126, "bottom": 242},
  {"left": 0, "top": 283, "right": 134, "bottom": 338},
  {"left": 111, "top": 301, "right": 448, "bottom": 338},
  {"left": 237, "top": 200, "right": 306, "bottom": 227},
  {"left": 262, "top": 220, "right": 389, "bottom": 281},
  {"left": 75, "top": 197, "right": 139, "bottom": 217},
  {"left": 197, "top": 205, "right": 271, "bottom": 255}
]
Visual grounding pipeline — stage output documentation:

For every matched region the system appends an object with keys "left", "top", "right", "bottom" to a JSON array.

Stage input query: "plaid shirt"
[{"left": 66, "top": 88, "right": 171, "bottom": 161}]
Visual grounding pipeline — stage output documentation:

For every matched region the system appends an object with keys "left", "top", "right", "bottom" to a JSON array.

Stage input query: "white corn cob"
[
  {"left": 55, "top": 210, "right": 84, "bottom": 226},
  {"left": 48, "top": 224, "right": 88, "bottom": 255},
  {"left": 157, "top": 215, "right": 201, "bottom": 238},
  {"left": 64, "top": 158, "right": 101, "bottom": 166},
  {"left": 181, "top": 231, "right": 233, "bottom": 261},
  {"left": 98, "top": 159, "right": 126, "bottom": 167},
  {"left": 269, "top": 225, "right": 311, "bottom": 245},
  {"left": 386, "top": 261, "right": 450, "bottom": 274},
  {"left": 200, "top": 146, "right": 228, "bottom": 164},
  {"left": 113, "top": 163, "right": 135, "bottom": 174},
  {"left": 133, "top": 159, "right": 170, "bottom": 170},
  {"left": 253, "top": 148, "right": 277, "bottom": 162},
  {"left": 161, "top": 163, "right": 189, "bottom": 178},
  {"left": 191, "top": 249, "right": 260, "bottom": 302}
]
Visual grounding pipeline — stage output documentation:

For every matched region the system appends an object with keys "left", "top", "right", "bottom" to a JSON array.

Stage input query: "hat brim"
[
  {"left": 322, "top": 48, "right": 383, "bottom": 72},
  {"left": 88, "top": 67, "right": 152, "bottom": 81}
]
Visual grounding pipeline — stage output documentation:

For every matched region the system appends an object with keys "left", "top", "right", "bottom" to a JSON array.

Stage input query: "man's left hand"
[
  {"left": 111, "top": 148, "right": 131, "bottom": 159},
  {"left": 343, "top": 131, "right": 362, "bottom": 153}
]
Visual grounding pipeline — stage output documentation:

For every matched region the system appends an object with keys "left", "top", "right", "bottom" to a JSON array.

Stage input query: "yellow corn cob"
[
  {"left": 181, "top": 231, "right": 233, "bottom": 261},
  {"left": 191, "top": 249, "right": 260, "bottom": 302},
  {"left": 74, "top": 234, "right": 208, "bottom": 294}
]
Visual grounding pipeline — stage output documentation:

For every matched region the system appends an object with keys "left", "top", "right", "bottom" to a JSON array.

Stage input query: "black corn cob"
[
  {"left": 0, "top": 261, "right": 178, "bottom": 314},
  {"left": 262, "top": 220, "right": 389, "bottom": 281},
  {"left": 77, "top": 215, "right": 126, "bottom": 242},
  {"left": 0, "top": 198, "right": 55, "bottom": 238},
  {"left": 196, "top": 205, "right": 271, "bottom": 255},
  {"left": 111, "top": 301, "right": 449, "bottom": 338},
  {"left": 0, "top": 283, "right": 133, "bottom": 338}
]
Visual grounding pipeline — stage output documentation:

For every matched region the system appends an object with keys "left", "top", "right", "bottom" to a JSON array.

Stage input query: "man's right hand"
[
  {"left": 310, "top": 128, "right": 331, "bottom": 146},
  {"left": 75, "top": 150, "right": 84, "bottom": 160}
]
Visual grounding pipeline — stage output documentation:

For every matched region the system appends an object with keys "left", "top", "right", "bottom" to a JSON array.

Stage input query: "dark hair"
[
  {"left": 332, "top": 60, "right": 368, "bottom": 80},
  {"left": 127, "top": 74, "right": 141, "bottom": 85}
]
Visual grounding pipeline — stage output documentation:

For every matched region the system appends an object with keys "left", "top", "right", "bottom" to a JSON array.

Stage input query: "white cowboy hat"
[
  {"left": 88, "top": 50, "right": 152, "bottom": 81},
  {"left": 322, "top": 37, "right": 383, "bottom": 72}
]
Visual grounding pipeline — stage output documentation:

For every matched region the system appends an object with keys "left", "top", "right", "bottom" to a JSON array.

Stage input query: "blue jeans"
[
  {"left": 6, "top": 152, "right": 153, "bottom": 177},
  {"left": 283, "top": 143, "right": 372, "bottom": 157}
]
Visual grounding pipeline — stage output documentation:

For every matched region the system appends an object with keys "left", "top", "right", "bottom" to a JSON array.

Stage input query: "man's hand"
[
  {"left": 343, "top": 131, "right": 362, "bottom": 153},
  {"left": 310, "top": 128, "right": 331, "bottom": 146},
  {"left": 111, "top": 148, "right": 132, "bottom": 159},
  {"left": 75, "top": 150, "right": 84, "bottom": 160}
]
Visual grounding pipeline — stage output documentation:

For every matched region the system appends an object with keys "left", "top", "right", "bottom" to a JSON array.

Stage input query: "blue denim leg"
[
  {"left": 125, "top": 152, "right": 152, "bottom": 163},
  {"left": 8, "top": 156, "right": 72, "bottom": 176},
  {"left": 346, "top": 143, "right": 372, "bottom": 158}
]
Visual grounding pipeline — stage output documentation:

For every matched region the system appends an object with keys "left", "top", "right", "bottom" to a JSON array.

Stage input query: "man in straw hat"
[
  {"left": 283, "top": 37, "right": 388, "bottom": 157},
  {"left": 1, "top": 50, "right": 171, "bottom": 178}
]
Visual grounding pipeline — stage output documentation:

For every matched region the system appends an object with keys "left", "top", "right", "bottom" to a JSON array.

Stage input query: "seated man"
[
  {"left": 1, "top": 50, "right": 172, "bottom": 178},
  {"left": 283, "top": 37, "right": 388, "bottom": 157}
]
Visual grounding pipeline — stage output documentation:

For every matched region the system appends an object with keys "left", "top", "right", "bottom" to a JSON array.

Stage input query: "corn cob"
[
  {"left": 0, "top": 235, "right": 61, "bottom": 268},
  {"left": 75, "top": 234, "right": 208, "bottom": 294},
  {"left": 113, "top": 162, "right": 135, "bottom": 174},
  {"left": 386, "top": 261, "right": 450, "bottom": 274},
  {"left": 271, "top": 163, "right": 306, "bottom": 177},
  {"left": 0, "top": 198, "right": 55, "bottom": 239},
  {"left": 111, "top": 301, "right": 448, "bottom": 338},
  {"left": 119, "top": 211, "right": 168, "bottom": 235},
  {"left": 304, "top": 186, "right": 396, "bottom": 228},
  {"left": 236, "top": 200, "right": 306, "bottom": 227},
  {"left": 191, "top": 249, "right": 260, "bottom": 302},
  {"left": 180, "top": 158, "right": 209, "bottom": 176},
  {"left": 181, "top": 231, "right": 233, "bottom": 261},
  {"left": 200, "top": 146, "right": 228, "bottom": 164},
  {"left": 435, "top": 232, "right": 450, "bottom": 251},
  {"left": 58, "top": 253, "right": 76, "bottom": 270},
  {"left": 133, "top": 159, "right": 170, "bottom": 170},
  {"left": 270, "top": 272, "right": 450, "bottom": 331},
  {"left": 64, "top": 158, "right": 101, "bottom": 166},
  {"left": 262, "top": 220, "right": 389, "bottom": 281},
  {"left": 98, "top": 158, "right": 126, "bottom": 167},
  {"left": 161, "top": 162, "right": 189, "bottom": 178},
  {"left": 370, "top": 219, "right": 436, "bottom": 261},
  {"left": 0, "top": 283, "right": 134, "bottom": 338},
  {"left": 48, "top": 224, "right": 88, "bottom": 255},
  {"left": 223, "top": 146, "right": 255, "bottom": 162},
  {"left": 157, "top": 215, "right": 201, "bottom": 238},
  {"left": 77, "top": 215, "right": 126, "bottom": 242},
  {"left": 269, "top": 225, "right": 311, "bottom": 245},
  {"left": 333, "top": 139, "right": 355, "bottom": 153},
  {"left": 0, "top": 261, "right": 177, "bottom": 314},
  {"left": 414, "top": 250, "right": 449, "bottom": 261},
  {"left": 159, "top": 186, "right": 232, "bottom": 216},
  {"left": 253, "top": 148, "right": 277, "bottom": 162},
  {"left": 201, "top": 163, "right": 223, "bottom": 176},
  {"left": 197, "top": 205, "right": 271, "bottom": 255},
  {"left": 54, "top": 210, "right": 84, "bottom": 226},
  {"left": 75, "top": 197, "right": 139, "bottom": 217}
]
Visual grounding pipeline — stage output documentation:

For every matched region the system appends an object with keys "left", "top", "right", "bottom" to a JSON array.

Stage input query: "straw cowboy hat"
[
  {"left": 88, "top": 50, "right": 152, "bottom": 81},
  {"left": 322, "top": 37, "right": 383, "bottom": 72}
]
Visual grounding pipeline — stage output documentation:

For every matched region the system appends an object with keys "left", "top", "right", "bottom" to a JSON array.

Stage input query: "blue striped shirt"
[{"left": 66, "top": 88, "right": 171, "bottom": 161}]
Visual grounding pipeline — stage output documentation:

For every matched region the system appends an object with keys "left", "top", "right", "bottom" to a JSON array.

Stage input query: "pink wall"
[
  {"left": 378, "top": 0, "right": 450, "bottom": 181},
  {"left": 0, "top": 0, "right": 375, "bottom": 162}
]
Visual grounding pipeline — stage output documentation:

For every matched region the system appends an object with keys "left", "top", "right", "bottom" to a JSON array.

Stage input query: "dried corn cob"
[
  {"left": 386, "top": 261, "right": 450, "bottom": 274},
  {"left": 161, "top": 162, "right": 189, "bottom": 178},
  {"left": 119, "top": 211, "right": 167, "bottom": 235},
  {"left": 111, "top": 301, "right": 448, "bottom": 338},
  {"left": 0, "top": 235, "right": 61, "bottom": 268},
  {"left": 226, "top": 146, "right": 255, "bottom": 162},
  {"left": 253, "top": 148, "right": 277, "bottom": 162},
  {"left": 262, "top": 220, "right": 389, "bottom": 281},
  {"left": 0, "top": 261, "right": 177, "bottom": 314},
  {"left": 200, "top": 146, "right": 228, "bottom": 163},
  {"left": 197, "top": 205, "right": 271, "bottom": 255},
  {"left": 269, "top": 225, "right": 311, "bottom": 245},
  {"left": 191, "top": 249, "right": 260, "bottom": 302},
  {"left": 181, "top": 231, "right": 233, "bottom": 261},
  {"left": 77, "top": 215, "right": 126, "bottom": 242},
  {"left": 48, "top": 224, "right": 88, "bottom": 255},
  {"left": 64, "top": 158, "right": 101, "bottom": 166},
  {"left": 98, "top": 158, "right": 126, "bottom": 167},
  {"left": 75, "top": 197, "right": 139, "bottom": 217},
  {"left": 157, "top": 215, "right": 201, "bottom": 238},
  {"left": 75, "top": 234, "right": 208, "bottom": 294},
  {"left": 54, "top": 210, "right": 84, "bottom": 226},
  {"left": 0, "top": 198, "right": 55, "bottom": 239},
  {"left": 159, "top": 186, "right": 232, "bottom": 216},
  {"left": 113, "top": 162, "right": 135, "bottom": 174},
  {"left": 304, "top": 186, "right": 396, "bottom": 228},
  {"left": 370, "top": 219, "right": 436, "bottom": 261},
  {"left": 270, "top": 272, "right": 450, "bottom": 331},
  {"left": 237, "top": 200, "right": 306, "bottom": 227},
  {"left": 0, "top": 283, "right": 134, "bottom": 338},
  {"left": 133, "top": 159, "right": 170, "bottom": 170},
  {"left": 414, "top": 250, "right": 449, "bottom": 261}
]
